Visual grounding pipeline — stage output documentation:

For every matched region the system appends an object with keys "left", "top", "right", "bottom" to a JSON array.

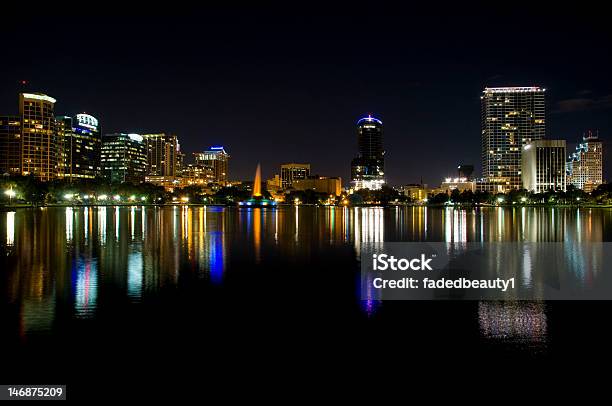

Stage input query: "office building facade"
[
  {"left": 58, "top": 114, "right": 101, "bottom": 180},
  {"left": 440, "top": 177, "right": 476, "bottom": 193},
  {"left": 521, "top": 140, "right": 566, "bottom": 193},
  {"left": 143, "top": 133, "right": 179, "bottom": 177},
  {"left": 101, "top": 133, "right": 147, "bottom": 184},
  {"left": 397, "top": 184, "right": 429, "bottom": 202},
  {"left": 481, "top": 87, "right": 546, "bottom": 191},
  {"left": 0, "top": 115, "right": 22, "bottom": 175},
  {"left": 280, "top": 163, "right": 310, "bottom": 189},
  {"left": 292, "top": 176, "right": 342, "bottom": 196},
  {"left": 182, "top": 163, "right": 214, "bottom": 185},
  {"left": 193, "top": 146, "right": 229, "bottom": 184},
  {"left": 567, "top": 132, "right": 603, "bottom": 192},
  {"left": 20, "top": 93, "right": 61, "bottom": 181},
  {"left": 351, "top": 114, "right": 385, "bottom": 190}
]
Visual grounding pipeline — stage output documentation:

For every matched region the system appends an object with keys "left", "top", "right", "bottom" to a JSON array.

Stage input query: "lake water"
[{"left": 2, "top": 205, "right": 612, "bottom": 388}]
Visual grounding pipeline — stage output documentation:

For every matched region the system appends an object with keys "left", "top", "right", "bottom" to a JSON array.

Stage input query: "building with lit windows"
[
  {"left": 57, "top": 114, "right": 101, "bottom": 180},
  {"left": 101, "top": 133, "right": 147, "bottom": 184},
  {"left": 143, "top": 133, "right": 180, "bottom": 177},
  {"left": 475, "top": 179, "right": 506, "bottom": 193},
  {"left": 351, "top": 114, "right": 385, "bottom": 190},
  {"left": 398, "top": 184, "right": 429, "bottom": 202},
  {"left": 265, "top": 174, "right": 283, "bottom": 199},
  {"left": 481, "top": 87, "right": 546, "bottom": 191},
  {"left": 182, "top": 163, "right": 214, "bottom": 185},
  {"left": 292, "top": 176, "right": 342, "bottom": 196},
  {"left": 267, "top": 174, "right": 282, "bottom": 190},
  {"left": 440, "top": 178, "right": 476, "bottom": 193},
  {"left": 20, "top": 93, "right": 61, "bottom": 181},
  {"left": 0, "top": 115, "right": 22, "bottom": 175},
  {"left": 193, "top": 146, "right": 229, "bottom": 184},
  {"left": 521, "top": 140, "right": 566, "bottom": 193},
  {"left": 280, "top": 163, "right": 310, "bottom": 188},
  {"left": 567, "top": 131, "right": 603, "bottom": 192},
  {"left": 177, "top": 150, "right": 185, "bottom": 176}
]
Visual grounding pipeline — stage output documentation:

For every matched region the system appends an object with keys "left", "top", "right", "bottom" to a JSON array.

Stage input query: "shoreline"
[{"left": 2, "top": 203, "right": 611, "bottom": 211}]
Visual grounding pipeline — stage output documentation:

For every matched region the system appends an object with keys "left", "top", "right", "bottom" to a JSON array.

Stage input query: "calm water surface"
[{"left": 2, "top": 206, "right": 612, "bottom": 384}]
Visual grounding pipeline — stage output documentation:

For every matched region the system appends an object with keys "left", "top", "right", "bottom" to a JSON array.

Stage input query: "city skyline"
[
  {"left": 1, "top": 10, "right": 610, "bottom": 185},
  {"left": 1, "top": 88, "right": 606, "bottom": 190},
  {"left": 3, "top": 7, "right": 612, "bottom": 396}
]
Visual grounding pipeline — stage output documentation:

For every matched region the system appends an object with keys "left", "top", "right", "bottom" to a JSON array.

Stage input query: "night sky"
[{"left": 1, "top": 6, "right": 611, "bottom": 186}]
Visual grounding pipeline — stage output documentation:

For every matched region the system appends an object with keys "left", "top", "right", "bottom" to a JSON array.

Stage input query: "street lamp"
[{"left": 4, "top": 188, "right": 16, "bottom": 205}]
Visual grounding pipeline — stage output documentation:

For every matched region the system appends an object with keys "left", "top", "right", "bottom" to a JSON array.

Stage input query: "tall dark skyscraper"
[
  {"left": 481, "top": 87, "right": 546, "bottom": 191},
  {"left": 351, "top": 114, "right": 385, "bottom": 190},
  {"left": 143, "top": 133, "right": 180, "bottom": 177},
  {"left": 0, "top": 115, "right": 21, "bottom": 176}
]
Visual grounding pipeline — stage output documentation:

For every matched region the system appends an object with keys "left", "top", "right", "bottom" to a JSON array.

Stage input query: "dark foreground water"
[{"left": 1, "top": 206, "right": 612, "bottom": 395}]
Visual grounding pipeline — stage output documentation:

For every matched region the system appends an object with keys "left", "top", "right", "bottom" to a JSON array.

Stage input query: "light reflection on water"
[
  {"left": 74, "top": 257, "right": 98, "bottom": 317},
  {"left": 478, "top": 301, "right": 547, "bottom": 345},
  {"left": 1, "top": 206, "right": 611, "bottom": 350}
]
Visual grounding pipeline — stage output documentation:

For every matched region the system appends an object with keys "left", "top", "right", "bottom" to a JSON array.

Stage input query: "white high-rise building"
[{"left": 522, "top": 140, "right": 566, "bottom": 193}]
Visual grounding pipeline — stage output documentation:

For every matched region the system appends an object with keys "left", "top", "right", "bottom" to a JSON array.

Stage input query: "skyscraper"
[
  {"left": 521, "top": 140, "right": 566, "bottom": 193},
  {"left": 20, "top": 93, "right": 61, "bottom": 181},
  {"left": 101, "top": 133, "right": 147, "bottom": 184},
  {"left": 351, "top": 114, "right": 385, "bottom": 190},
  {"left": 193, "top": 146, "right": 229, "bottom": 184},
  {"left": 57, "top": 114, "right": 101, "bottom": 180},
  {"left": 143, "top": 133, "right": 179, "bottom": 177},
  {"left": 0, "top": 115, "right": 22, "bottom": 176},
  {"left": 567, "top": 131, "right": 603, "bottom": 192},
  {"left": 280, "top": 163, "right": 310, "bottom": 188},
  {"left": 481, "top": 87, "right": 546, "bottom": 191},
  {"left": 55, "top": 116, "right": 71, "bottom": 177}
]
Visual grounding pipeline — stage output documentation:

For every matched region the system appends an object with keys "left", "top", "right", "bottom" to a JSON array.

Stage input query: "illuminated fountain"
[
  {"left": 238, "top": 163, "right": 277, "bottom": 208},
  {"left": 253, "top": 163, "right": 262, "bottom": 197}
]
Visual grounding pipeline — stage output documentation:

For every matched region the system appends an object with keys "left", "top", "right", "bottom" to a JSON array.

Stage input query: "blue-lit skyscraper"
[
  {"left": 57, "top": 113, "right": 101, "bottom": 180},
  {"left": 351, "top": 114, "right": 385, "bottom": 190}
]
